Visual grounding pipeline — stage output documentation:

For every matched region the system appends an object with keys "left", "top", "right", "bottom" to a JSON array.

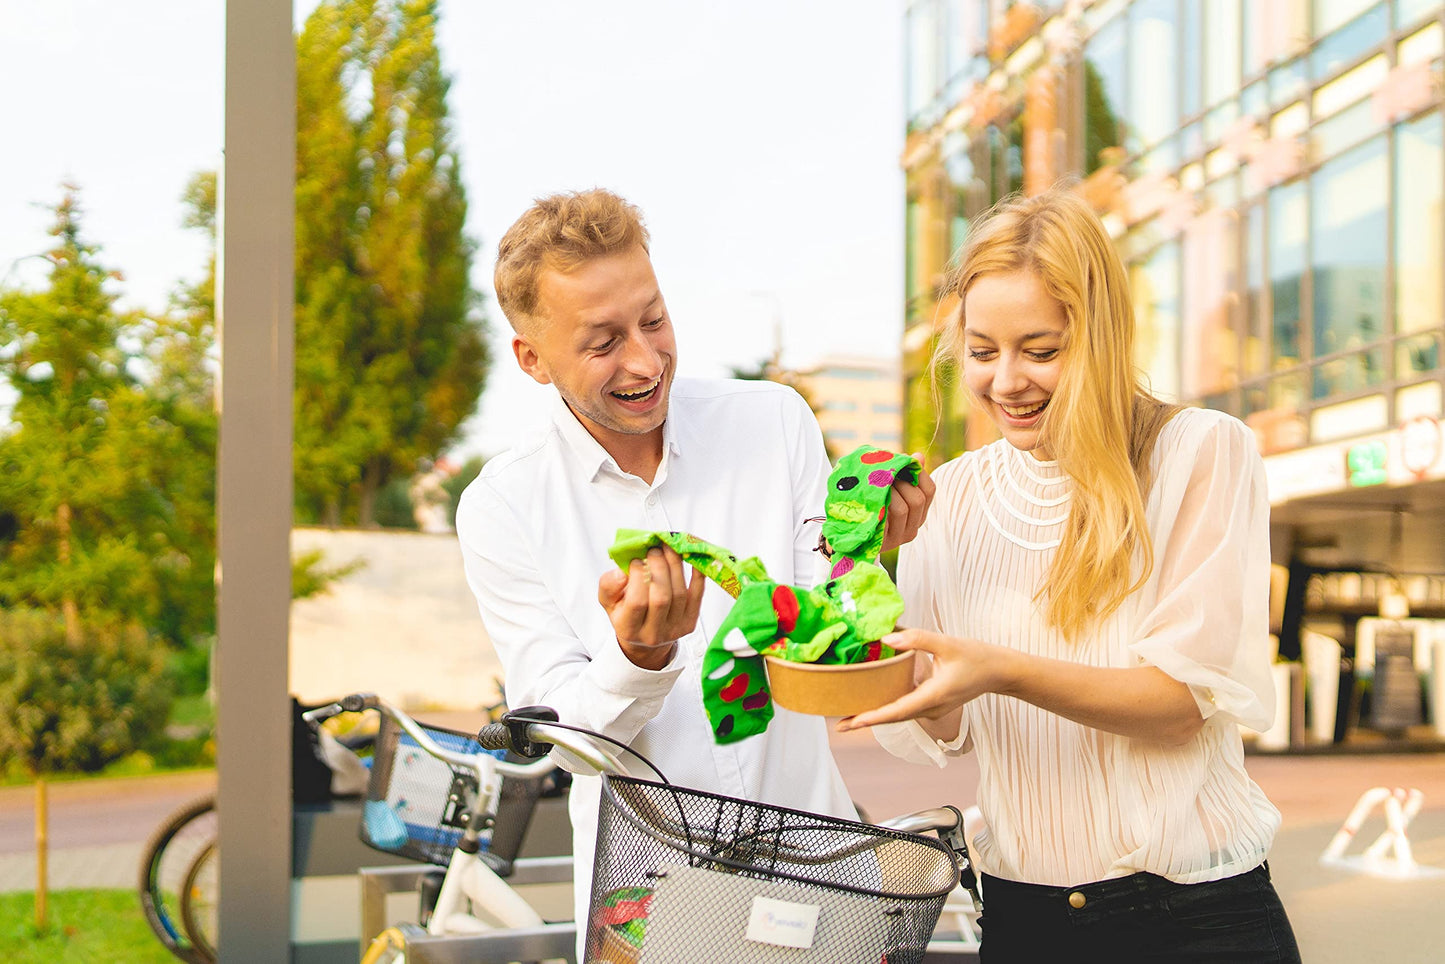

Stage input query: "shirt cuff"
[
  {"left": 589, "top": 632, "right": 688, "bottom": 698},
  {"left": 870, "top": 720, "right": 965, "bottom": 768}
]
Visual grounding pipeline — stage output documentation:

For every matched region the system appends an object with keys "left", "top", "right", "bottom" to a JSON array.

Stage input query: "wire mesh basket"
[
  {"left": 585, "top": 775, "right": 959, "bottom": 964},
  {"left": 359, "top": 713, "right": 504, "bottom": 866}
]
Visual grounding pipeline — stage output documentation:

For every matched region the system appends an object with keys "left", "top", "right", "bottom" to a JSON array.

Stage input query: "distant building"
[{"left": 795, "top": 355, "right": 904, "bottom": 456}]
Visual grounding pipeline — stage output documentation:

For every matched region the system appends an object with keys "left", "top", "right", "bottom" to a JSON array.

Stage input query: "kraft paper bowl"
[{"left": 764, "top": 650, "right": 916, "bottom": 717}]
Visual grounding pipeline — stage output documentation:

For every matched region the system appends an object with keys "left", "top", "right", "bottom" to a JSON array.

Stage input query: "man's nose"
[{"left": 620, "top": 330, "right": 663, "bottom": 374}]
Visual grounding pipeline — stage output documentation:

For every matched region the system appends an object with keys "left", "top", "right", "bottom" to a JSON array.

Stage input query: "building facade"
[
  {"left": 904, "top": 0, "right": 1445, "bottom": 745},
  {"left": 796, "top": 355, "right": 905, "bottom": 457}
]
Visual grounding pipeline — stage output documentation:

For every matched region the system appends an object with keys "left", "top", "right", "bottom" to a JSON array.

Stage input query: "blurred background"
[{"left": 1, "top": 0, "right": 1443, "bottom": 961}]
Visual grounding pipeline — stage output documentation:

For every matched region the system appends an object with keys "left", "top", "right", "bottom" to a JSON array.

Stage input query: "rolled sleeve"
[{"left": 1129, "top": 415, "right": 1274, "bottom": 732}]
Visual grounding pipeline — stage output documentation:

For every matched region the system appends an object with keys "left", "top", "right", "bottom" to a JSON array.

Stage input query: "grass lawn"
[{"left": 0, "top": 889, "right": 178, "bottom": 963}]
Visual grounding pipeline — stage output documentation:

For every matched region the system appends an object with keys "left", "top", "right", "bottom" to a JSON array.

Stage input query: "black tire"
[
  {"left": 180, "top": 840, "right": 218, "bottom": 963},
  {"left": 138, "top": 793, "right": 217, "bottom": 963}
]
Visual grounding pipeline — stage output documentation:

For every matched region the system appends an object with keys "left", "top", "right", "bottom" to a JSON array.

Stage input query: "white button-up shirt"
[{"left": 456, "top": 377, "right": 856, "bottom": 926}]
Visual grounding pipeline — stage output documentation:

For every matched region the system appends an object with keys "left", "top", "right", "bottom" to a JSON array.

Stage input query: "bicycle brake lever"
[{"left": 499, "top": 705, "right": 560, "bottom": 758}]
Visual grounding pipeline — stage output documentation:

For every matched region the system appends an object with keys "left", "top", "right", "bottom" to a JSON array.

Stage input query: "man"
[{"left": 455, "top": 188, "right": 932, "bottom": 940}]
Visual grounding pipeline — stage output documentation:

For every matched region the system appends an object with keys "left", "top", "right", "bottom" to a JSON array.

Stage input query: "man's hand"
[
  {"left": 880, "top": 459, "right": 936, "bottom": 553},
  {"left": 597, "top": 545, "right": 706, "bottom": 670}
]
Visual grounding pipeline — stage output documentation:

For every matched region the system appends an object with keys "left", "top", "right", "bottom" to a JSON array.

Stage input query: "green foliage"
[
  {"left": 0, "top": 888, "right": 179, "bottom": 962},
  {"left": 373, "top": 476, "right": 421, "bottom": 529},
  {"left": 291, "top": 547, "right": 366, "bottom": 601},
  {"left": 0, "top": 188, "right": 214, "bottom": 647},
  {"left": 294, "top": 0, "right": 489, "bottom": 526},
  {"left": 443, "top": 455, "right": 483, "bottom": 527},
  {"left": 0, "top": 609, "right": 171, "bottom": 775}
]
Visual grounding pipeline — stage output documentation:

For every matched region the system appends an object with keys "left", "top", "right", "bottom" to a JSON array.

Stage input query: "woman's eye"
[
  {"left": 1028, "top": 349, "right": 1059, "bottom": 361},
  {"left": 967, "top": 349, "right": 995, "bottom": 360}
]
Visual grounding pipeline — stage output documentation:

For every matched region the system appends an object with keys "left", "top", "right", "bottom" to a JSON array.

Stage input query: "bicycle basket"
[
  {"left": 585, "top": 775, "right": 958, "bottom": 964},
  {"left": 360, "top": 713, "right": 504, "bottom": 866}
]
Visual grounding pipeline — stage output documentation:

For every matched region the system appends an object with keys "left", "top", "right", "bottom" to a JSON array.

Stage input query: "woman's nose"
[{"left": 993, "top": 354, "right": 1028, "bottom": 395}]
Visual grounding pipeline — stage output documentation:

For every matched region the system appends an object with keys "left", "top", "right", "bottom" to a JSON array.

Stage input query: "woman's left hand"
[{"left": 836, "top": 627, "right": 1008, "bottom": 731}]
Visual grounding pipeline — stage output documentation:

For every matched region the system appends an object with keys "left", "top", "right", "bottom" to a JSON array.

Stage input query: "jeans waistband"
[{"left": 980, "top": 863, "right": 1269, "bottom": 922}]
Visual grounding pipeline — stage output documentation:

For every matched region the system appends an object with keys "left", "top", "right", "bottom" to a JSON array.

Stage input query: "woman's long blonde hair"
[{"left": 936, "top": 189, "right": 1179, "bottom": 640}]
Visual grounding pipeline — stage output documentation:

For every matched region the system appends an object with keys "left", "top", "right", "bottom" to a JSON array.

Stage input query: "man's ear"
[{"left": 512, "top": 334, "right": 552, "bottom": 386}]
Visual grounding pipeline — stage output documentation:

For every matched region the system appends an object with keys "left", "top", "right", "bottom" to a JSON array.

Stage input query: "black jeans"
[{"left": 977, "top": 863, "right": 1302, "bottom": 963}]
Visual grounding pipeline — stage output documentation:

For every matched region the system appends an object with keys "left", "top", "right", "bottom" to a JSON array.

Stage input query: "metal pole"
[{"left": 217, "top": 0, "right": 295, "bottom": 959}]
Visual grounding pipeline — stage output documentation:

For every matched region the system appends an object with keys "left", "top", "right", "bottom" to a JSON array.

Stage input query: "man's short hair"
[{"left": 494, "top": 188, "right": 650, "bottom": 333}]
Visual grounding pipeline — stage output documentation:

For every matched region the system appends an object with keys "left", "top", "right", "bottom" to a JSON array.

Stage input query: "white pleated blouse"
[{"left": 876, "top": 406, "right": 1281, "bottom": 887}]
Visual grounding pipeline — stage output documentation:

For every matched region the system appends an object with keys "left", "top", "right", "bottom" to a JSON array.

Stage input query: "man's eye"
[
  {"left": 643, "top": 316, "right": 665, "bottom": 329},
  {"left": 591, "top": 339, "right": 616, "bottom": 352}
]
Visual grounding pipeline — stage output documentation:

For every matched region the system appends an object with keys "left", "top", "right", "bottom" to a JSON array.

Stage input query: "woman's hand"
[{"left": 836, "top": 627, "right": 1009, "bottom": 731}]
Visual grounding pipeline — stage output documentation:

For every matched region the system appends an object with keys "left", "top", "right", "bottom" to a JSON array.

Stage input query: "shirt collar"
[{"left": 548, "top": 389, "right": 684, "bottom": 484}]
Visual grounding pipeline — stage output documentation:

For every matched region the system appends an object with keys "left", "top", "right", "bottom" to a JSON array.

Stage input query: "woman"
[{"left": 840, "top": 189, "right": 1301, "bottom": 962}]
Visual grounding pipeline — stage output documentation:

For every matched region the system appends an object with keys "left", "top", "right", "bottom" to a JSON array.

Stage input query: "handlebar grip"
[
  {"left": 475, "top": 723, "right": 513, "bottom": 751},
  {"left": 339, "top": 693, "right": 379, "bottom": 713}
]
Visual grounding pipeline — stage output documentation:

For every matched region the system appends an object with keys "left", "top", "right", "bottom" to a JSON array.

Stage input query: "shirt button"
[
  {"left": 646, "top": 494, "right": 658, "bottom": 506},
  {"left": 1068, "top": 891, "right": 1086, "bottom": 909}
]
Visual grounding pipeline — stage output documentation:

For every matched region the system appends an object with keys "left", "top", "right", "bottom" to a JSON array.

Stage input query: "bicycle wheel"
[
  {"left": 138, "top": 793, "right": 217, "bottom": 964},
  {"left": 180, "top": 840, "right": 218, "bottom": 963}
]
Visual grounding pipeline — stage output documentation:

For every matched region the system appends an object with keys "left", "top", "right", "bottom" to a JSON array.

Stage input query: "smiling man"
[{"left": 454, "top": 188, "right": 932, "bottom": 942}]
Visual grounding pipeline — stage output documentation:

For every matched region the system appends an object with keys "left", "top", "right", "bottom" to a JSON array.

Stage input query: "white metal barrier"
[{"left": 1319, "top": 787, "right": 1444, "bottom": 880}]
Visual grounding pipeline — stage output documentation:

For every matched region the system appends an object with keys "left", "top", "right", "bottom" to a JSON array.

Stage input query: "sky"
[{"left": 0, "top": 0, "right": 906, "bottom": 459}]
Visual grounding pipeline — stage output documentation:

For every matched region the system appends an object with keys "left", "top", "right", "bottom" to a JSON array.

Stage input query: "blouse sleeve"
[
  {"left": 1129, "top": 413, "right": 1275, "bottom": 732},
  {"left": 871, "top": 459, "right": 972, "bottom": 765}
]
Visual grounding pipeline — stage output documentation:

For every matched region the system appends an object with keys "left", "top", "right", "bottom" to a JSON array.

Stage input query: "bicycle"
[
  {"left": 328, "top": 692, "right": 981, "bottom": 964},
  {"left": 138, "top": 697, "right": 378, "bottom": 963},
  {"left": 137, "top": 792, "right": 217, "bottom": 964}
]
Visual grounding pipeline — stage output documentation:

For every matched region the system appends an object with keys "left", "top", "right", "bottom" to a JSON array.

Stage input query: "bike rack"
[
  {"left": 359, "top": 856, "right": 578, "bottom": 962},
  {"left": 1319, "top": 786, "right": 1445, "bottom": 880}
]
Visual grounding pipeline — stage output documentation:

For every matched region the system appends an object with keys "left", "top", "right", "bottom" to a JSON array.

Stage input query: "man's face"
[{"left": 513, "top": 245, "right": 676, "bottom": 453}]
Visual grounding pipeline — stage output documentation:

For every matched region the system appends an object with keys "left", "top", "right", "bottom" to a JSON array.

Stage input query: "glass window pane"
[
  {"left": 1133, "top": 240, "right": 1181, "bottom": 400},
  {"left": 1396, "top": 112, "right": 1443, "bottom": 336},
  {"left": 1205, "top": 0, "right": 1242, "bottom": 107},
  {"left": 1309, "top": 3, "right": 1387, "bottom": 80},
  {"left": 1129, "top": 0, "right": 1180, "bottom": 147},
  {"left": 907, "top": 0, "right": 942, "bottom": 123},
  {"left": 1397, "top": 332, "right": 1442, "bottom": 377},
  {"left": 1245, "top": 204, "right": 1268, "bottom": 376},
  {"left": 1312, "top": 347, "right": 1385, "bottom": 399},
  {"left": 1181, "top": 0, "right": 1203, "bottom": 119},
  {"left": 1313, "top": 0, "right": 1379, "bottom": 36},
  {"left": 1182, "top": 209, "right": 1240, "bottom": 397},
  {"left": 1398, "top": 0, "right": 1438, "bottom": 29},
  {"left": 1310, "top": 136, "right": 1388, "bottom": 358},
  {"left": 1269, "top": 181, "right": 1307, "bottom": 370},
  {"left": 1245, "top": 0, "right": 1309, "bottom": 78},
  {"left": 1084, "top": 14, "right": 1127, "bottom": 173}
]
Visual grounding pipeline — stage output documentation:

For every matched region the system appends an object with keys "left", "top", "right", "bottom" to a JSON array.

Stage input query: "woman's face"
[{"left": 961, "top": 269, "right": 1068, "bottom": 459}]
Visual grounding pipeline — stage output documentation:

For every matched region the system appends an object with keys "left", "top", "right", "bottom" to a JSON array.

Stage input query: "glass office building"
[{"left": 903, "top": 0, "right": 1445, "bottom": 745}]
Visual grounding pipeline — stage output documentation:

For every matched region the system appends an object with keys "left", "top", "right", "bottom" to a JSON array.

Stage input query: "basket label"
[{"left": 745, "top": 896, "right": 820, "bottom": 949}]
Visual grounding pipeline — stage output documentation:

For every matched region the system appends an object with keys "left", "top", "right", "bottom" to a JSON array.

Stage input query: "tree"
[{"left": 294, "top": 0, "right": 489, "bottom": 526}]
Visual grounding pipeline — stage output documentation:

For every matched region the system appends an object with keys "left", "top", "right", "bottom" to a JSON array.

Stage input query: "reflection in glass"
[
  {"left": 1084, "top": 14, "right": 1127, "bottom": 173},
  {"left": 1181, "top": 0, "right": 1202, "bottom": 120},
  {"left": 907, "top": 0, "right": 942, "bottom": 124},
  {"left": 1269, "top": 181, "right": 1306, "bottom": 372},
  {"left": 1130, "top": 0, "right": 1179, "bottom": 148},
  {"left": 1398, "top": 0, "right": 1438, "bottom": 29},
  {"left": 1205, "top": 0, "right": 1242, "bottom": 109},
  {"left": 1396, "top": 112, "right": 1443, "bottom": 336},
  {"left": 1310, "top": 98, "right": 1380, "bottom": 160},
  {"left": 1397, "top": 332, "right": 1442, "bottom": 377},
  {"left": 1312, "top": 348, "right": 1384, "bottom": 399},
  {"left": 1269, "top": 371, "right": 1307, "bottom": 412},
  {"left": 1245, "top": 204, "right": 1268, "bottom": 376},
  {"left": 1310, "top": 3, "right": 1387, "bottom": 81},
  {"left": 1133, "top": 240, "right": 1181, "bottom": 400},
  {"left": 1310, "top": 136, "right": 1387, "bottom": 393},
  {"left": 1183, "top": 210, "right": 1239, "bottom": 398}
]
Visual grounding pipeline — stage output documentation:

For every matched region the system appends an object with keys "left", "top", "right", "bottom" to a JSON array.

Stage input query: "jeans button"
[{"left": 1068, "top": 891, "right": 1086, "bottom": 909}]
